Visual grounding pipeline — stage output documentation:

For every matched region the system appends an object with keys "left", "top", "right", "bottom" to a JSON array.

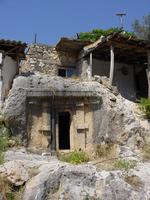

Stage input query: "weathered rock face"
[
  {"left": 2, "top": 147, "right": 150, "bottom": 200},
  {"left": 0, "top": 161, "right": 29, "bottom": 186},
  {"left": 22, "top": 161, "right": 150, "bottom": 200},
  {"left": 3, "top": 73, "right": 149, "bottom": 155},
  {"left": 21, "top": 44, "right": 77, "bottom": 75},
  {"left": 92, "top": 76, "right": 149, "bottom": 151}
]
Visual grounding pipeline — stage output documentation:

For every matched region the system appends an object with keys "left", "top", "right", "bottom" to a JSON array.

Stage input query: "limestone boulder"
[
  {"left": 0, "top": 161, "right": 29, "bottom": 186},
  {"left": 23, "top": 161, "right": 66, "bottom": 200},
  {"left": 0, "top": 193, "right": 4, "bottom": 200},
  {"left": 23, "top": 161, "right": 150, "bottom": 200}
]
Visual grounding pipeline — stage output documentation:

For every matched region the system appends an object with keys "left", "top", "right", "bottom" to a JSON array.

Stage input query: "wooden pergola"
[
  {"left": 0, "top": 39, "right": 27, "bottom": 60},
  {"left": 81, "top": 33, "right": 150, "bottom": 86},
  {"left": 56, "top": 33, "right": 150, "bottom": 96}
]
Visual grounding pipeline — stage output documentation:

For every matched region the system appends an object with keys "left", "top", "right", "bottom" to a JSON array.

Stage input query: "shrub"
[
  {"left": 114, "top": 159, "right": 137, "bottom": 172},
  {"left": 0, "top": 153, "right": 4, "bottom": 165},
  {"left": 0, "top": 134, "right": 10, "bottom": 165},
  {"left": 59, "top": 150, "right": 89, "bottom": 164},
  {"left": 138, "top": 98, "right": 150, "bottom": 119},
  {"left": 0, "top": 134, "right": 10, "bottom": 152}
]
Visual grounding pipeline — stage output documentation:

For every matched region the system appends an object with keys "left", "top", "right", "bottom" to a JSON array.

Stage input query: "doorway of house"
[
  {"left": 58, "top": 112, "right": 70, "bottom": 150},
  {"left": 135, "top": 68, "right": 148, "bottom": 99}
]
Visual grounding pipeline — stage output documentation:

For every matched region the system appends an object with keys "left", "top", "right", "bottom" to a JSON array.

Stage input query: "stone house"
[
  {"left": 0, "top": 39, "right": 26, "bottom": 107},
  {"left": 2, "top": 33, "right": 150, "bottom": 155}
]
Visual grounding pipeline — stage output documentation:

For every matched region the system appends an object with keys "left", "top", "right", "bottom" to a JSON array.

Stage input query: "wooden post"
[
  {"left": 90, "top": 52, "right": 92, "bottom": 67},
  {"left": 109, "top": 45, "right": 115, "bottom": 85},
  {"left": 87, "top": 52, "right": 92, "bottom": 79},
  {"left": 147, "top": 51, "right": 150, "bottom": 97}
]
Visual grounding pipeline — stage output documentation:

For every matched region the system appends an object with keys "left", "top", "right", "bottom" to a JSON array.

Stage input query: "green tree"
[
  {"left": 132, "top": 13, "right": 150, "bottom": 41},
  {"left": 78, "top": 28, "right": 134, "bottom": 42}
]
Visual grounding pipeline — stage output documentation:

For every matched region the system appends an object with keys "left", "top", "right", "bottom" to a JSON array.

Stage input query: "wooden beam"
[
  {"left": 109, "top": 45, "right": 115, "bottom": 85},
  {"left": 110, "top": 41, "right": 148, "bottom": 53}
]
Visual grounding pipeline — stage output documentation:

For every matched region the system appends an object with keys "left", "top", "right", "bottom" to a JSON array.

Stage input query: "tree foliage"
[
  {"left": 132, "top": 13, "right": 150, "bottom": 41},
  {"left": 78, "top": 28, "right": 135, "bottom": 42}
]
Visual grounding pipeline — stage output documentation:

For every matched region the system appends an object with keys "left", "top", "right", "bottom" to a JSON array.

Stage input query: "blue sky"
[{"left": 0, "top": 0, "right": 149, "bottom": 45}]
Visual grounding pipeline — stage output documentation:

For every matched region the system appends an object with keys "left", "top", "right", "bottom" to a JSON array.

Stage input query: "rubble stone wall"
[{"left": 20, "top": 44, "right": 78, "bottom": 75}]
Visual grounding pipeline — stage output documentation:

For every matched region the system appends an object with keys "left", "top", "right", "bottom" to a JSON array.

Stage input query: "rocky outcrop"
[
  {"left": 92, "top": 76, "right": 149, "bottom": 151},
  {"left": 0, "top": 161, "right": 29, "bottom": 186},
  {"left": 1, "top": 148, "right": 149, "bottom": 200},
  {"left": 3, "top": 74, "right": 149, "bottom": 155},
  {"left": 3, "top": 74, "right": 101, "bottom": 143},
  {"left": 23, "top": 161, "right": 150, "bottom": 200}
]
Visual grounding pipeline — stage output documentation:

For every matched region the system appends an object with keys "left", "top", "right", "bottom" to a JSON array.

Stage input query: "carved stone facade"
[{"left": 26, "top": 97, "right": 98, "bottom": 155}]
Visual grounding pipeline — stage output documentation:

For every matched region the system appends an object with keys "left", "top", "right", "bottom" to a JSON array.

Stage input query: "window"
[
  {"left": 58, "top": 69, "right": 66, "bottom": 77},
  {"left": 58, "top": 68, "right": 76, "bottom": 78}
]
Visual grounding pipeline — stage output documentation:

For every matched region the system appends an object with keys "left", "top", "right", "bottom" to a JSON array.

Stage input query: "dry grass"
[
  {"left": 12, "top": 186, "right": 24, "bottom": 200},
  {"left": 124, "top": 175, "right": 142, "bottom": 189},
  {"left": 28, "top": 166, "right": 39, "bottom": 178},
  {"left": 0, "top": 175, "right": 8, "bottom": 200},
  {"left": 94, "top": 160, "right": 116, "bottom": 171},
  {"left": 0, "top": 175, "right": 24, "bottom": 200},
  {"left": 95, "top": 143, "right": 118, "bottom": 159},
  {"left": 142, "top": 144, "right": 150, "bottom": 160}
]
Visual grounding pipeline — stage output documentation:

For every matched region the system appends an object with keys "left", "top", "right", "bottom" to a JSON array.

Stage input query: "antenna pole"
[
  {"left": 116, "top": 13, "right": 126, "bottom": 30},
  {"left": 34, "top": 33, "right": 37, "bottom": 43}
]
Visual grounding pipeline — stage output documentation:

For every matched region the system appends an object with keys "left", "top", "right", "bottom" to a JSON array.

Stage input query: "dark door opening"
[
  {"left": 59, "top": 112, "right": 70, "bottom": 150},
  {"left": 135, "top": 68, "right": 148, "bottom": 99}
]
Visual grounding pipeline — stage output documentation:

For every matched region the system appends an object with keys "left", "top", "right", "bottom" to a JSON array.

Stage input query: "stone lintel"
[{"left": 27, "top": 90, "right": 99, "bottom": 97}]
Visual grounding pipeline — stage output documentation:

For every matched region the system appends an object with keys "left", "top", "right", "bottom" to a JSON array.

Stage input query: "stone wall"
[{"left": 21, "top": 44, "right": 78, "bottom": 75}]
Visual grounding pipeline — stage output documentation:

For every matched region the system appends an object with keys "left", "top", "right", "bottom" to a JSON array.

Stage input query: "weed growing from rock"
[
  {"left": 138, "top": 98, "right": 150, "bottom": 119},
  {"left": 59, "top": 150, "right": 89, "bottom": 164},
  {"left": 114, "top": 159, "right": 137, "bottom": 172}
]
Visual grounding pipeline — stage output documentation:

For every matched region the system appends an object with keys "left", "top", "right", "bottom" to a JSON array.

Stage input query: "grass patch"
[
  {"left": 138, "top": 98, "right": 150, "bottom": 119},
  {"left": 124, "top": 175, "right": 142, "bottom": 189},
  {"left": 114, "top": 159, "right": 137, "bottom": 172},
  {"left": 0, "top": 121, "right": 22, "bottom": 165},
  {"left": 59, "top": 150, "right": 89, "bottom": 164},
  {"left": 141, "top": 144, "right": 150, "bottom": 160},
  {"left": 0, "top": 153, "right": 4, "bottom": 165},
  {"left": 0, "top": 134, "right": 10, "bottom": 165},
  {"left": 0, "top": 134, "right": 10, "bottom": 152}
]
